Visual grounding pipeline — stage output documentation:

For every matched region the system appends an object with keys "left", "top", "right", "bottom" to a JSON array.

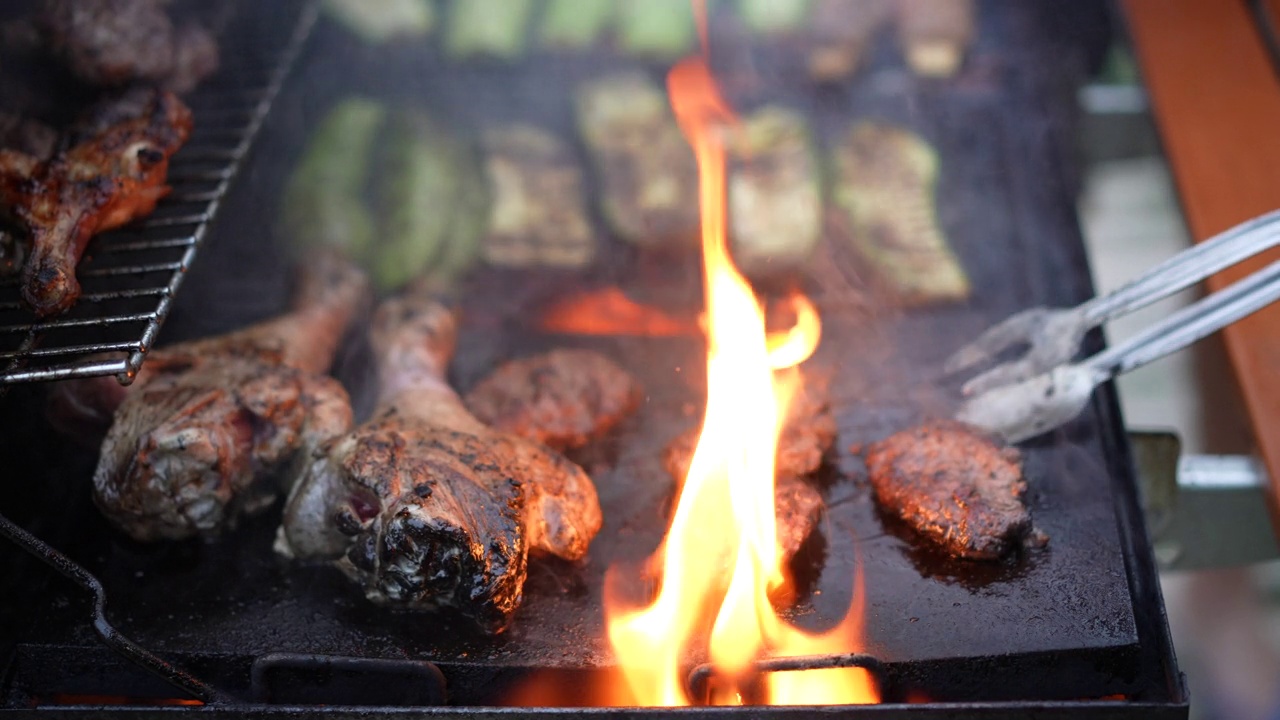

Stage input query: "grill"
[
  {"left": 0, "top": 0, "right": 317, "bottom": 386},
  {"left": 0, "top": 2, "right": 1189, "bottom": 718}
]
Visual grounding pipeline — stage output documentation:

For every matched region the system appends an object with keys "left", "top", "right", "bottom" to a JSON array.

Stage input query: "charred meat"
[
  {"left": 52, "top": 251, "right": 369, "bottom": 542},
  {"left": 464, "top": 348, "right": 643, "bottom": 452},
  {"left": 864, "top": 420, "right": 1045, "bottom": 560},
  {"left": 278, "top": 288, "right": 603, "bottom": 634},
  {"left": 574, "top": 73, "right": 698, "bottom": 249},
  {"left": 39, "top": 0, "right": 219, "bottom": 93},
  {"left": 0, "top": 89, "right": 192, "bottom": 316}
]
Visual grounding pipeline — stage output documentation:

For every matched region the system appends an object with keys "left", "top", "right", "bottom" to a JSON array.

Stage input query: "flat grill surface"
[
  {"left": 0, "top": 3, "right": 1180, "bottom": 712},
  {"left": 0, "top": 0, "right": 315, "bottom": 385}
]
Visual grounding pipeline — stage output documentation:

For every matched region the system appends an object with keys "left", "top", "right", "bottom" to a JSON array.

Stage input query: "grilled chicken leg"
[
  {"left": 0, "top": 89, "right": 192, "bottom": 316},
  {"left": 277, "top": 287, "right": 603, "bottom": 634},
  {"left": 62, "top": 250, "right": 369, "bottom": 542}
]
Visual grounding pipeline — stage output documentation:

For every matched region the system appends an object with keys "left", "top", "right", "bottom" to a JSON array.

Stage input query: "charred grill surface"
[
  {"left": 464, "top": 348, "right": 643, "bottom": 452},
  {"left": 0, "top": 89, "right": 192, "bottom": 316},
  {"left": 864, "top": 420, "right": 1045, "bottom": 560}
]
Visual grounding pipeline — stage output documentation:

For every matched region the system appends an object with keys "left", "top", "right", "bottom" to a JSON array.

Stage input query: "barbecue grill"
[{"left": 0, "top": 2, "right": 1189, "bottom": 717}]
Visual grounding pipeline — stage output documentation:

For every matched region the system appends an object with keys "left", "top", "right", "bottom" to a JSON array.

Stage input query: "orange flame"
[
  {"left": 602, "top": 49, "right": 879, "bottom": 707},
  {"left": 539, "top": 288, "right": 699, "bottom": 337}
]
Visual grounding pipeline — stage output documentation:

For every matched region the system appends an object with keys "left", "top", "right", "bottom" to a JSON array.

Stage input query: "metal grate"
[{"left": 0, "top": 1, "right": 318, "bottom": 386}]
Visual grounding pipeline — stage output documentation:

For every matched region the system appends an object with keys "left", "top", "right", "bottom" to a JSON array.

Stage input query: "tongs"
[{"left": 949, "top": 209, "right": 1280, "bottom": 443}]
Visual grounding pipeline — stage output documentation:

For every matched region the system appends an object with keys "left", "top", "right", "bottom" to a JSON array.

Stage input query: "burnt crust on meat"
[
  {"left": 323, "top": 415, "right": 528, "bottom": 634},
  {"left": 77, "top": 251, "right": 369, "bottom": 541},
  {"left": 277, "top": 290, "right": 603, "bottom": 634},
  {"left": 0, "top": 89, "right": 192, "bottom": 316},
  {"left": 864, "top": 419, "right": 1046, "bottom": 561},
  {"left": 464, "top": 348, "right": 643, "bottom": 451}
]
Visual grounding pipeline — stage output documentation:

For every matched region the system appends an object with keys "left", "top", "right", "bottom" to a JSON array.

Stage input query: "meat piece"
[
  {"left": 0, "top": 89, "right": 191, "bottom": 316},
  {"left": 39, "top": 0, "right": 219, "bottom": 92},
  {"left": 863, "top": 420, "right": 1045, "bottom": 560},
  {"left": 773, "top": 475, "right": 824, "bottom": 560},
  {"left": 464, "top": 348, "right": 643, "bottom": 451},
  {"left": 277, "top": 287, "right": 603, "bottom": 634},
  {"left": 55, "top": 251, "right": 369, "bottom": 541},
  {"left": 663, "top": 375, "right": 836, "bottom": 482}
]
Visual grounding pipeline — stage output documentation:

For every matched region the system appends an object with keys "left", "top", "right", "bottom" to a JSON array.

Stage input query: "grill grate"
[{"left": 0, "top": 0, "right": 318, "bottom": 386}]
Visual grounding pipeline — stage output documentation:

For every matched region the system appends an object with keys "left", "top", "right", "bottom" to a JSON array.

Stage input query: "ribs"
[
  {"left": 0, "top": 89, "right": 192, "bottom": 316},
  {"left": 51, "top": 250, "right": 369, "bottom": 541},
  {"left": 277, "top": 287, "right": 603, "bottom": 634}
]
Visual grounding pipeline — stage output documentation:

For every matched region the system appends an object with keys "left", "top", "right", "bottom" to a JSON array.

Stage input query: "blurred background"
[{"left": 1077, "top": 33, "right": 1280, "bottom": 720}]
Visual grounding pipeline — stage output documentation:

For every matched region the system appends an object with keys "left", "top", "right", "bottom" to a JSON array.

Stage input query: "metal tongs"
[{"left": 948, "top": 209, "right": 1280, "bottom": 443}]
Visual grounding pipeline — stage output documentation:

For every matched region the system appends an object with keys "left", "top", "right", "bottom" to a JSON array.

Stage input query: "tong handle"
[
  {"left": 1087, "top": 256, "right": 1280, "bottom": 379},
  {"left": 1080, "top": 209, "right": 1280, "bottom": 325}
]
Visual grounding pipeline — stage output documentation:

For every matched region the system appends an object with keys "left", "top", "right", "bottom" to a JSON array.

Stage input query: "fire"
[{"left": 602, "top": 31, "right": 878, "bottom": 708}]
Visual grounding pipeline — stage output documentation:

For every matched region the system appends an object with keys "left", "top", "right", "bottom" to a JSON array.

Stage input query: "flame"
[
  {"left": 539, "top": 287, "right": 698, "bottom": 337},
  {"left": 603, "top": 46, "right": 878, "bottom": 707}
]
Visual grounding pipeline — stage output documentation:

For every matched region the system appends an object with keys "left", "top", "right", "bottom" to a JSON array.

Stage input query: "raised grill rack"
[{"left": 0, "top": 1, "right": 318, "bottom": 386}]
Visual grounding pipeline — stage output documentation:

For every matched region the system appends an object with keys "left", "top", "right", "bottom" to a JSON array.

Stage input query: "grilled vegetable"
[
  {"left": 831, "top": 122, "right": 969, "bottom": 304},
  {"left": 618, "top": 0, "right": 696, "bottom": 60},
  {"left": 896, "top": 0, "right": 975, "bottom": 78},
  {"left": 575, "top": 73, "right": 698, "bottom": 249},
  {"left": 445, "top": 0, "right": 534, "bottom": 60},
  {"left": 431, "top": 128, "right": 489, "bottom": 289},
  {"left": 281, "top": 101, "right": 485, "bottom": 293},
  {"left": 727, "top": 107, "right": 822, "bottom": 277},
  {"left": 280, "top": 99, "right": 386, "bottom": 262},
  {"left": 371, "top": 112, "right": 459, "bottom": 291},
  {"left": 321, "top": 0, "right": 435, "bottom": 44},
  {"left": 737, "top": 0, "right": 813, "bottom": 35},
  {"left": 806, "top": 0, "right": 894, "bottom": 82},
  {"left": 538, "top": 0, "right": 615, "bottom": 49},
  {"left": 480, "top": 123, "right": 596, "bottom": 268}
]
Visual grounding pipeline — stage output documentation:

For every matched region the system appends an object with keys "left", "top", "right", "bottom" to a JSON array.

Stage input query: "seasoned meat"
[
  {"left": 40, "top": 0, "right": 219, "bottom": 92},
  {"left": 0, "top": 89, "right": 191, "bottom": 316},
  {"left": 54, "top": 251, "right": 369, "bottom": 541},
  {"left": 773, "top": 475, "right": 824, "bottom": 560},
  {"left": 864, "top": 420, "right": 1045, "bottom": 560},
  {"left": 664, "top": 376, "right": 836, "bottom": 482},
  {"left": 278, "top": 288, "right": 603, "bottom": 634},
  {"left": 464, "top": 348, "right": 643, "bottom": 451}
]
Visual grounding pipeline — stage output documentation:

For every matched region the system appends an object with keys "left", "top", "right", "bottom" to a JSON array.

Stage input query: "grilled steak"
[
  {"left": 0, "top": 89, "right": 192, "bottom": 316},
  {"left": 464, "top": 348, "right": 643, "bottom": 451},
  {"left": 278, "top": 288, "right": 603, "bottom": 634},
  {"left": 53, "top": 251, "right": 368, "bottom": 541},
  {"left": 864, "top": 420, "right": 1045, "bottom": 560},
  {"left": 39, "top": 0, "right": 219, "bottom": 93}
]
